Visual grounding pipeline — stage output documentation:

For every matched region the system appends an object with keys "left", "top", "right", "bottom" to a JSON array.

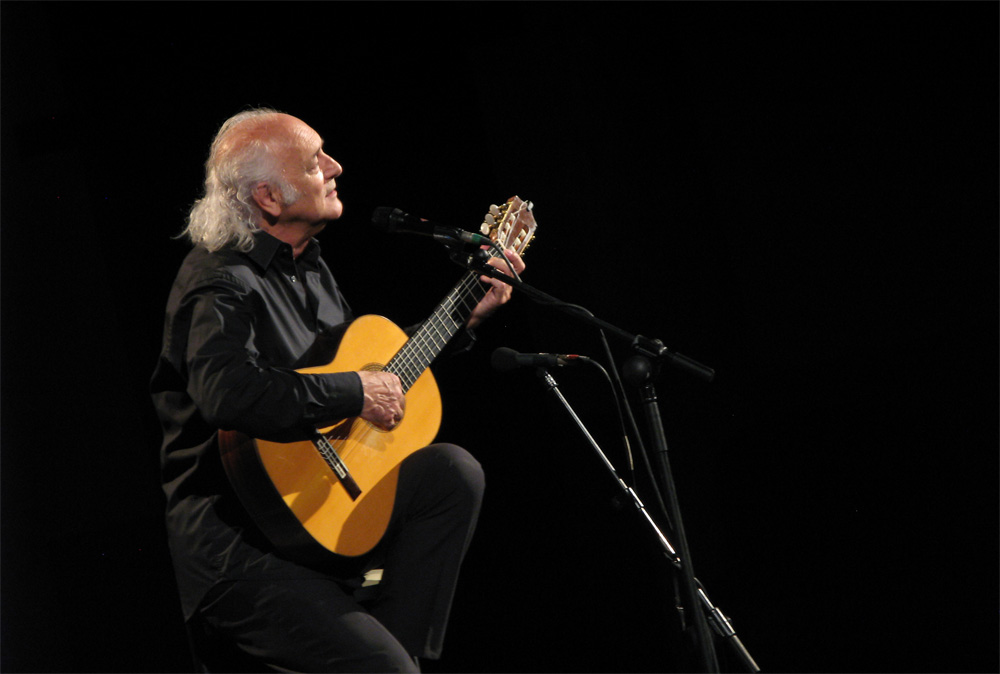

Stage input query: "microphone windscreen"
[
  {"left": 491, "top": 347, "right": 519, "bottom": 372},
  {"left": 371, "top": 207, "right": 403, "bottom": 232}
]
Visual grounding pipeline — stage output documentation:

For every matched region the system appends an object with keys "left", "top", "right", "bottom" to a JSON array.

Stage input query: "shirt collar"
[
  {"left": 299, "top": 238, "right": 323, "bottom": 267},
  {"left": 244, "top": 230, "right": 322, "bottom": 271}
]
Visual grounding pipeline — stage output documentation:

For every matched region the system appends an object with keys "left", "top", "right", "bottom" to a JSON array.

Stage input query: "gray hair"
[{"left": 182, "top": 108, "right": 300, "bottom": 252}]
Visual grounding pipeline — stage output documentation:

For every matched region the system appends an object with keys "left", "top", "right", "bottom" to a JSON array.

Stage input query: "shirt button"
[{"left": 290, "top": 275, "right": 298, "bottom": 283}]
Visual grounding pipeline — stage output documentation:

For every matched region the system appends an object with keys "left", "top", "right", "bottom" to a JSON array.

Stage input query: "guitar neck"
[
  {"left": 383, "top": 196, "right": 536, "bottom": 392},
  {"left": 384, "top": 261, "right": 493, "bottom": 392}
]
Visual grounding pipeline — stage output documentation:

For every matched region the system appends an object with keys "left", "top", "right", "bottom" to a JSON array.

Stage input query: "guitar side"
[{"left": 220, "top": 314, "right": 443, "bottom": 560}]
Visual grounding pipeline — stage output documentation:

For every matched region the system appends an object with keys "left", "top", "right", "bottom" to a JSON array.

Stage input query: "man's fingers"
[{"left": 358, "top": 370, "right": 406, "bottom": 429}]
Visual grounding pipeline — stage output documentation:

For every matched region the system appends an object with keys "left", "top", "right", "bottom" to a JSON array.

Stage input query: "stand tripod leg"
[
  {"left": 632, "top": 377, "right": 720, "bottom": 673},
  {"left": 696, "top": 584, "right": 760, "bottom": 672},
  {"left": 536, "top": 366, "right": 759, "bottom": 673}
]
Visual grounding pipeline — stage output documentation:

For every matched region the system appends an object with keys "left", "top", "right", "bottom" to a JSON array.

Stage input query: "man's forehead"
[{"left": 287, "top": 119, "right": 324, "bottom": 153}]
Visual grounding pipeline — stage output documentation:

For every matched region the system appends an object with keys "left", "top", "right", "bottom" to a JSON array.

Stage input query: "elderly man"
[{"left": 151, "top": 109, "right": 524, "bottom": 672}]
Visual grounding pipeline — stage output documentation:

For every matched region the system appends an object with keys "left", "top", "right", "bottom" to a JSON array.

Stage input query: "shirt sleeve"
[{"left": 178, "top": 272, "right": 364, "bottom": 441}]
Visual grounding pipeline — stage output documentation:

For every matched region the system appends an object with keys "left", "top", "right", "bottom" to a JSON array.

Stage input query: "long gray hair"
[{"left": 182, "top": 108, "right": 299, "bottom": 252}]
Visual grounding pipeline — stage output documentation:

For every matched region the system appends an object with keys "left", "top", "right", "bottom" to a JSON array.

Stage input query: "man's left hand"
[{"left": 467, "top": 248, "right": 526, "bottom": 329}]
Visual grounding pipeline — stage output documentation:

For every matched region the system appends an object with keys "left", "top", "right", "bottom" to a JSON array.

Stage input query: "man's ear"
[{"left": 252, "top": 182, "right": 283, "bottom": 217}]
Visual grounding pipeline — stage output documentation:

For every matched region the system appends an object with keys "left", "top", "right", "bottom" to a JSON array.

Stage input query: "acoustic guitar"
[{"left": 219, "top": 197, "right": 538, "bottom": 562}]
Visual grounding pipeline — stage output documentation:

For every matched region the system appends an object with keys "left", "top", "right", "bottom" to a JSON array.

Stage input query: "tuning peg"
[
  {"left": 489, "top": 204, "right": 501, "bottom": 217},
  {"left": 480, "top": 223, "right": 491, "bottom": 235}
]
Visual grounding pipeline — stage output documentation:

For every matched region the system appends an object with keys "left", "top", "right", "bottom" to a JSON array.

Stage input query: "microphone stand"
[
  {"left": 452, "top": 247, "right": 716, "bottom": 382},
  {"left": 450, "top": 245, "right": 759, "bottom": 673}
]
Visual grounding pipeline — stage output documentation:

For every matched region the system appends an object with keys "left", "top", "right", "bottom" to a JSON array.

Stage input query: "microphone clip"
[{"left": 447, "top": 242, "right": 493, "bottom": 270}]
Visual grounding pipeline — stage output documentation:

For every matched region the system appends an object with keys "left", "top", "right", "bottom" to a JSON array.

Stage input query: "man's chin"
[
  {"left": 325, "top": 200, "right": 344, "bottom": 222},
  {"left": 312, "top": 211, "right": 341, "bottom": 233}
]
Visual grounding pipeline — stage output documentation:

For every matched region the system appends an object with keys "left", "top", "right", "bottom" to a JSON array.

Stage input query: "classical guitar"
[{"left": 219, "top": 197, "right": 538, "bottom": 562}]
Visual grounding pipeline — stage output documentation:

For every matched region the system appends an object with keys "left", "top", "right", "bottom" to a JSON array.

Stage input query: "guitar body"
[
  {"left": 219, "top": 197, "right": 537, "bottom": 564},
  {"left": 220, "top": 314, "right": 442, "bottom": 561}
]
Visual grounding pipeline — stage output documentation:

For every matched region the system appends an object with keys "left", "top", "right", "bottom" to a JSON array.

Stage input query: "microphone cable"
[
  {"left": 482, "top": 240, "right": 523, "bottom": 283},
  {"left": 536, "top": 299, "right": 675, "bottom": 534}
]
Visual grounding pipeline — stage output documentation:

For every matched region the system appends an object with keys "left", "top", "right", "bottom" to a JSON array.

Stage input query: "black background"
[{"left": 1, "top": 3, "right": 997, "bottom": 673}]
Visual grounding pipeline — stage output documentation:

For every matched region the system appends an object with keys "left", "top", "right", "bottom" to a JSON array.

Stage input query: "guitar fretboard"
[{"left": 384, "top": 253, "right": 497, "bottom": 391}]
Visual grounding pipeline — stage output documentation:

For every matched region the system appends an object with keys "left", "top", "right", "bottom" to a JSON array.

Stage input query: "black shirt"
[{"left": 151, "top": 231, "right": 370, "bottom": 621}]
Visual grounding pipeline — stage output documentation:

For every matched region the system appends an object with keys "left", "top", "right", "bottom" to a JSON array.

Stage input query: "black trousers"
[{"left": 187, "top": 443, "right": 485, "bottom": 672}]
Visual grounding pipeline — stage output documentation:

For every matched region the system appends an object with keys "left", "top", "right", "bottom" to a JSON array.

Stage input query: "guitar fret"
[
  {"left": 424, "top": 321, "right": 445, "bottom": 344},
  {"left": 414, "top": 335, "right": 434, "bottom": 361},
  {"left": 403, "top": 360, "right": 420, "bottom": 385},
  {"left": 427, "top": 317, "right": 449, "bottom": 344}
]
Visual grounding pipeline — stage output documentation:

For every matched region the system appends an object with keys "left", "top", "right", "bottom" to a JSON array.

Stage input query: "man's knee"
[{"left": 424, "top": 443, "right": 485, "bottom": 505}]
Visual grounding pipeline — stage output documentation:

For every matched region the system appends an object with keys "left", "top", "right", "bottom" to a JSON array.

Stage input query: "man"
[{"left": 151, "top": 108, "right": 525, "bottom": 672}]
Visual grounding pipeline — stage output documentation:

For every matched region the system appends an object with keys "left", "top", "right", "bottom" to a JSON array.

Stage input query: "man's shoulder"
[{"left": 175, "top": 244, "right": 259, "bottom": 292}]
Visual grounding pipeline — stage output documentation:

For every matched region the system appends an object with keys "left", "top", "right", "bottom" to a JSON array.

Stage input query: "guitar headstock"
[{"left": 479, "top": 196, "right": 538, "bottom": 256}]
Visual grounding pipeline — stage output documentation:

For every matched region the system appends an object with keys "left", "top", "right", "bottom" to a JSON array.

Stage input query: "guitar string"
[
  {"left": 319, "top": 208, "right": 530, "bottom": 479},
  {"left": 326, "top": 274, "right": 488, "bottom": 470},
  {"left": 320, "top": 202, "right": 526, "bottom": 472},
  {"left": 386, "top": 275, "right": 481, "bottom": 389},
  {"left": 325, "top": 261, "right": 492, "bottom": 467}
]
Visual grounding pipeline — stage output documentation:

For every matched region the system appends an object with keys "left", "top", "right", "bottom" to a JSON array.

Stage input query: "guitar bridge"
[{"left": 311, "top": 431, "right": 362, "bottom": 501}]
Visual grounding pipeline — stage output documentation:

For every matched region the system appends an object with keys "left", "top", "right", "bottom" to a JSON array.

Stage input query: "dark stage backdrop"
[{"left": 2, "top": 3, "right": 996, "bottom": 673}]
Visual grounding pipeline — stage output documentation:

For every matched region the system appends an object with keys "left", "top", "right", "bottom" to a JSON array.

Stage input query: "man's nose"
[{"left": 323, "top": 154, "right": 342, "bottom": 179}]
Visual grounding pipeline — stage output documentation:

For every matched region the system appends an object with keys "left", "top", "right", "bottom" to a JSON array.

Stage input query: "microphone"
[
  {"left": 491, "top": 347, "right": 590, "bottom": 372},
  {"left": 372, "top": 207, "right": 492, "bottom": 245}
]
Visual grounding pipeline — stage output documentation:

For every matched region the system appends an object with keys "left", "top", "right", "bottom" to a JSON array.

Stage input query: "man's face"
[{"left": 273, "top": 115, "right": 343, "bottom": 226}]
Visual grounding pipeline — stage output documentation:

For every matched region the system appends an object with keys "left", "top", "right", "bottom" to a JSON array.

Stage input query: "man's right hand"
[{"left": 357, "top": 371, "right": 406, "bottom": 431}]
